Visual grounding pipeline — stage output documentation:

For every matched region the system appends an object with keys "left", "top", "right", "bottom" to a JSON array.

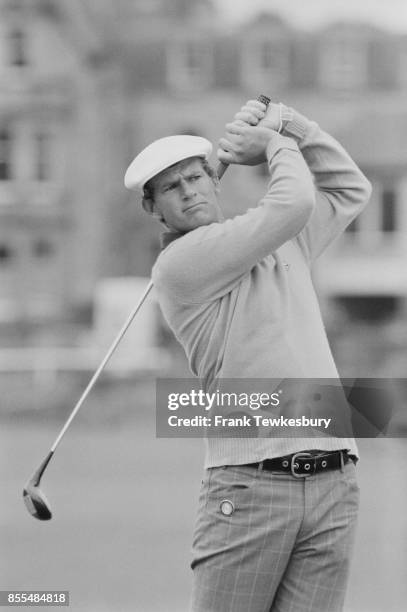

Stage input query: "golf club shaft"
[
  {"left": 216, "top": 94, "right": 271, "bottom": 179},
  {"left": 50, "top": 279, "right": 154, "bottom": 453}
]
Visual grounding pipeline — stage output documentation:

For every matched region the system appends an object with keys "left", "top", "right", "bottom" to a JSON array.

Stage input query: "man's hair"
[{"left": 142, "top": 157, "right": 217, "bottom": 211}]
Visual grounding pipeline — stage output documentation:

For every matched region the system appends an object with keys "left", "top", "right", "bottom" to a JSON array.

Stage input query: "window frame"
[
  {"left": 166, "top": 37, "right": 213, "bottom": 93},
  {"left": 319, "top": 29, "right": 368, "bottom": 92},
  {"left": 240, "top": 35, "right": 290, "bottom": 93}
]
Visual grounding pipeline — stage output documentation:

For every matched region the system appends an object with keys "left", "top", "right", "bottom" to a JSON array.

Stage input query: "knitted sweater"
[{"left": 152, "top": 109, "right": 372, "bottom": 468}]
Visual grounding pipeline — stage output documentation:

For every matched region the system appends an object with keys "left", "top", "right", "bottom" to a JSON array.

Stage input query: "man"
[{"left": 125, "top": 100, "right": 371, "bottom": 611}]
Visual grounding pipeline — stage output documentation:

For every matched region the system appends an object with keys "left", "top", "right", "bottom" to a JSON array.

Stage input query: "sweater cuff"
[
  {"left": 266, "top": 133, "right": 299, "bottom": 162},
  {"left": 281, "top": 106, "right": 310, "bottom": 142}
]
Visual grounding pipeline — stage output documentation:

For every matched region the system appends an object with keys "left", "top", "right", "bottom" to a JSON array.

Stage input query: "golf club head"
[
  {"left": 23, "top": 483, "right": 52, "bottom": 520},
  {"left": 23, "top": 450, "right": 54, "bottom": 521}
]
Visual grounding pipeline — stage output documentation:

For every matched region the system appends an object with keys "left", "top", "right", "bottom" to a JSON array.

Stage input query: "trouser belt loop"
[{"left": 257, "top": 461, "right": 264, "bottom": 473}]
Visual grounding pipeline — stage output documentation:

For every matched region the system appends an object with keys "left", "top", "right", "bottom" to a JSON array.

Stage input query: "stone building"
[{"left": 0, "top": 0, "right": 130, "bottom": 331}]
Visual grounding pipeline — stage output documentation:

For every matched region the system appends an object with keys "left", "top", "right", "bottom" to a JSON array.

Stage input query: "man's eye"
[{"left": 191, "top": 175, "right": 201, "bottom": 180}]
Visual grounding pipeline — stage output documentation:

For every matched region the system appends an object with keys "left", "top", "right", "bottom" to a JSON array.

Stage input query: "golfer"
[{"left": 125, "top": 100, "right": 371, "bottom": 611}]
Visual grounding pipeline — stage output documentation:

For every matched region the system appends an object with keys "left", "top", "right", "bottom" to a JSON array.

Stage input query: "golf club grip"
[{"left": 216, "top": 94, "right": 271, "bottom": 179}]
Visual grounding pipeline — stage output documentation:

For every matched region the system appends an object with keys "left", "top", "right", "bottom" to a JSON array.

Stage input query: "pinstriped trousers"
[{"left": 190, "top": 461, "right": 359, "bottom": 612}]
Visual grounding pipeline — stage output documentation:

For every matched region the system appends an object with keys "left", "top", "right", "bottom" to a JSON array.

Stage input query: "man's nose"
[{"left": 180, "top": 178, "right": 196, "bottom": 198}]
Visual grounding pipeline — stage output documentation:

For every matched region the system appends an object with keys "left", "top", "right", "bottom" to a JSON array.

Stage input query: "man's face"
[{"left": 149, "top": 157, "right": 223, "bottom": 233}]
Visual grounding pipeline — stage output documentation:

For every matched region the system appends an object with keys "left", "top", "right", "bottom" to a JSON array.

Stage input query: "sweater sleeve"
[
  {"left": 152, "top": 132, "right": 315, "bottom": 304},
  {"left": 281, "top": 108, "right": 372, "bottom": 264}
]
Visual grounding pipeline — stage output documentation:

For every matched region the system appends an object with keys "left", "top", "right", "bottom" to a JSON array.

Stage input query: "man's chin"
[
  {"left": 189, "top": 215, "right": 216, "bottom": 230},
  {"left": 167, "top": 213, "right": 218, "bottom": 234}
]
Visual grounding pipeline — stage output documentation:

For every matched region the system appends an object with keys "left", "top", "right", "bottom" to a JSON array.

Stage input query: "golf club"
[
  {"left": 23, "top": 280, "right": 153, "bottom": 520},
  {"left": 23, "top": 94, "right": 270, "bottom": 521}
]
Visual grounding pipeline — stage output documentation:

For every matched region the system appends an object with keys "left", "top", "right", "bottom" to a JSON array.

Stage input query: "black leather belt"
[{"left": 245, "top": 450, "right": 355, "bottom": 478}]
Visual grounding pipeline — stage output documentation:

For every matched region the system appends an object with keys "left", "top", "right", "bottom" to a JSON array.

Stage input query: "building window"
[
  {"left": 337, "top": 295, "right": 399, "bottom": 323},
  {"left": 185, "top": 42, "right": 203, "bottom": 71},
  {"left": 241, "top": 38, "right": 290, "bottom": 92},
  {"left": 0, "top": 244, "right": 13, "bottom": 264},
  {"left": 381, "top": 187, "right": 397, "bottom": 232},
  {"left": 167, "top": 39, "right": 212, "bottom": 92},
  {"left": 320, "top": 32, "right": 367, "bottom": 91},
  {"left": 259, "top": 40, "right": 288, "bottom": 74},
  {"left": 33, "top": 239, "right": 54, "bottom": 258},
  {"left": 34, "top": 132, "right": 50, "bottom": 181},
  {"left": 343, "top": 179, "right": 399, "bottom": 245},
  {"left": 9, "top": 28, "right": 27, "bottom": 67},
  {"left": 0, "top": 129, "right": 12, "bottom": 181}
]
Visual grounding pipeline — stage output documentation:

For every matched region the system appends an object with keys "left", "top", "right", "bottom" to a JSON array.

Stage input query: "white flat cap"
[{"left": 124, "top": 135, "right": 213, "bottom": 192}]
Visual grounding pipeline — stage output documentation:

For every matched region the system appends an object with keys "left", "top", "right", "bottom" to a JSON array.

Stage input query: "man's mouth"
[{"left": 184, "top": 202, "right": 206, "bottom": 212}]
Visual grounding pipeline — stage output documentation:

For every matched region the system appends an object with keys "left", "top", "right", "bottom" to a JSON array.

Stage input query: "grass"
[
  {"left": 1, "top": 378, "right": 407, "bottom": 611},
  {"left": 1, "top": 408, "right": 204, "bottom": 611}
]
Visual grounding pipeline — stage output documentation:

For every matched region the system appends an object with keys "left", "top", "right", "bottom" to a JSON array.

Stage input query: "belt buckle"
[{"left": 290, "top": 452, "right": 315, "bottom": 478}]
